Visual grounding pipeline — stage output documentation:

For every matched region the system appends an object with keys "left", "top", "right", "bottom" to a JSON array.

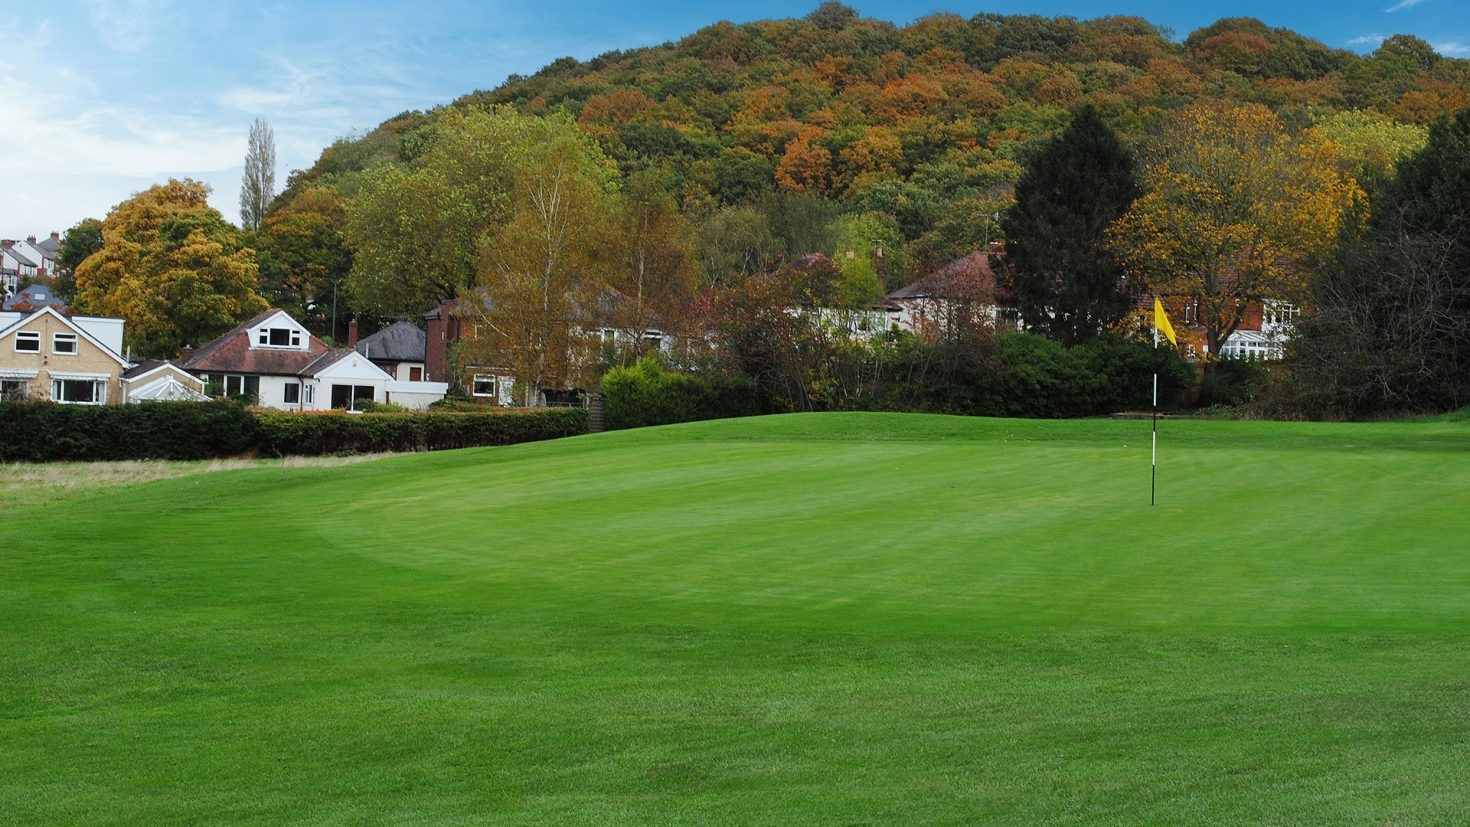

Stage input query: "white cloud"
[
  {"left": 1434, "top": 40, "right": 1470, "bottom": 55},
  {"left": 1385, "top": 0, "right": 1425, "bottom": 11},
  {"left": 1348, "top": 33, "right": 1387, "bottom": 47}
]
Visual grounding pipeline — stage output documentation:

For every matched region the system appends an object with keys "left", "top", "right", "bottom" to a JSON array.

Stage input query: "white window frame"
[
  {"left": 51, "top": 378, "right": 105, "bottom": 405},
  {"left": 255, "top": 327, "right": 303, "bottom": 349},
  {"left": 14, "top": 331, "right": 40, "bottom": 353},
  {"left": 283, "top": 381, "right": 300, "bottom": 405},
  {"left": 472, "top": 373, "right": 498, "bottom": 398},
  {"left": 52, "top": 332, "right": 78, "bottom": 356},
  {"left": 303, "top": 383, "right": 315, "bottom": 405}
]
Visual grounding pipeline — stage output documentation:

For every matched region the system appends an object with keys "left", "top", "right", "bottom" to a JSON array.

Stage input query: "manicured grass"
[{"left": 2, "top": 413, "right": 1468, "bottom": 823}]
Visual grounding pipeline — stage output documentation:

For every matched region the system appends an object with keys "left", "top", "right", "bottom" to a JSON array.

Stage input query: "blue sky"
[{"left": 3, "top": 0, "right": 1465, "bottom": 235}]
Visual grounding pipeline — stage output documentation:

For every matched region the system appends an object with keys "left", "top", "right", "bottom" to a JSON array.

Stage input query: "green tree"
[
  {"left": 1315, "top": 109, "right": 1427, "bottom": 180},
  {"left": 345, "top": 107, "right": 559, "bottom": 316},
  {"left": 834, "top": 211, "right": 907, "bottom": 292},
  {"left": 999, "top": 104, "right": 1141, "bottom": 344},
  {"left": 53, "top": 218, "right": 104, "bottom": 300},
  {"left": 1290, "top": 108, "right": 1470, "bottom": 415},
  {"left": 74, "top": 179, "right": 266, "bottom": 357},
  {"left": 697, "top": 205, "right": 780, "bottom": 288}
]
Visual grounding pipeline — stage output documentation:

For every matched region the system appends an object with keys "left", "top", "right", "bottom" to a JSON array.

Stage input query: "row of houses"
[
  {"left": 0, "top": 306, "right": 453, "bottom": 409},
  {"left": 838, "top": 248, "right": 1295, "bottom": 359},
  {"left": 1, "top": 247, "right": 1297, "bottom": 408},
  {"left": 1, "top": 233, "right": 62, "bottom": 300}
]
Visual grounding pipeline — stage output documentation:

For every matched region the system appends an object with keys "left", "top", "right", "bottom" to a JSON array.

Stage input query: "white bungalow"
[{"left": 183, "top": 309, "right": 447, "bottom": 410}]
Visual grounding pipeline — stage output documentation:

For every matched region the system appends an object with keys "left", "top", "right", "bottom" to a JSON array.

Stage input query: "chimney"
[
  {"left": 178, "top": 346, "right": 195, "bottom": 365},
  {"left": 347, "top": 318, "right": 359, "bottom": 349},
  {"left": 50, "top": 232, "right": 60, "bottom": 241},
  {"left": 1, "top": 240, "right": 12, "bottom": 249},
  {"left": 26, "top": 236, "right": 36, "bottom": 244}
]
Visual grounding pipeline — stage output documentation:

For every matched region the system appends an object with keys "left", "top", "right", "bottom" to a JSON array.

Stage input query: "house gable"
[
  {"left": 309, "top": 351, "right": 395, "bottom": 383},
  {"left": 123, "top": 361, "right": 205, "bottom": 391},
  {"left": 0, "top": 307, "right": 127, "bottom": 366},
  {"left": 245, "top": 310, "right": 312, "bottom": 352}
]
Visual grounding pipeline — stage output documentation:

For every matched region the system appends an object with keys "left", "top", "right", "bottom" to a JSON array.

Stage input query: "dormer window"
[{"left": 256, "top": 327, "right": 302, "bottom": 348}]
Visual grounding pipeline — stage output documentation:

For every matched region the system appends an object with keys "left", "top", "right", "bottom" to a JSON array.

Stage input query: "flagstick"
[{"left": 1152, "top": 315, "right": 1158, "bottom": 507}]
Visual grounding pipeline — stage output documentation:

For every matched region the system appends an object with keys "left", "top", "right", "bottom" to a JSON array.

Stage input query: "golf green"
[{"left": 2, "top": 413, "right": 1468, "bottom": 823}]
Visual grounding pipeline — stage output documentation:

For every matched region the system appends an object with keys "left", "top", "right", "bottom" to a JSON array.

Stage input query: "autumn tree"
[
  {"left": 240, "top": 118, "right": 276, "bottom": 231},
  {"left": 457, "top": 117, "right": 617, "bottom": 405},
  {"left": 1000, "top": 104, "right": 1141, "bottom": 344},
  {"left": 602, "top": 171, "right": 701, "bottom": 365},
  {"left": 74, "top": 179, "right": 266, "bottom": 357},
  {"left": 1108, "top": 103, "right": 1360, "bottom": 389},
  {"left": 255, "top": 186, "right": 353, "bottom": 340}
]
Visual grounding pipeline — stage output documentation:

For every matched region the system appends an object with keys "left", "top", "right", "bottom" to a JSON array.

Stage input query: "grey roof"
[
  {"left": 300, "top": 348, "right": 367, "bottom": 377},
  {"left": 122, "top": 359, "right": 170, "bottom": 379},
  {"left": 3, "top": 247, "right": 37, "bottom": 268},
  {"left": 2, "top": 283, "right": 67, "bottom": 311},
  {"left": 36, "top": 236, "right": 61, "bottom": 254},
  {"left": 355, "top": 320, "right": 426, "bottom": 362}
]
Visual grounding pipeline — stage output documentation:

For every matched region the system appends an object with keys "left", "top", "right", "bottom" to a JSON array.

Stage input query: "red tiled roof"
[
  {"left": 888, "top": 251, "right": 999, "bottom": 303},
  {"left": 182, "top": 310, "right": 331, "bottom": 375}
]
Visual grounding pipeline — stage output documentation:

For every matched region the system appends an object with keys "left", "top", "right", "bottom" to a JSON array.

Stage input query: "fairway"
[{"left": 3, "top": 413, "right": 1469, "bottom": 824}]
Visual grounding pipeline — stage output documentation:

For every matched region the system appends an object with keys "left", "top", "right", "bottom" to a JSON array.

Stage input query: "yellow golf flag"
[{"left": 1153, "top": 297, "right": 1177, "bottom": 347}]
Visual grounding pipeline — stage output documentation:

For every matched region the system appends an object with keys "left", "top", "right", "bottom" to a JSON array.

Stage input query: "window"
[
  {"left": 222, "top": 375, "right": 260, "bottom": 400},
  {"left": 283, "top": 381, "right": 300, "bottom": 405},
  {"left": 15, "top": 331, "right": 39, "bottom": 353},
  {"left": 1264, "top": 302, "right": 1299, "bottom": 329},
  {"left": 1, "top": 379, "right": 27, "bottom": 401},
  {"left": 51, "top": 378, "right": 103, "bottom": 404},
  {"left": 303, "top": 383, "right": 315, "bottom": 405},
  {"left": 256, "top": 327, "right": 302, "bottom": 347},
  {"left": 472, "top": 374, "right": 498, "bottom": 398},
  {"left": 330, "top": 384, "right": 375, "bottom": 410},
  {"left": 409, "top": 366, "right": 423, "bottom": 382},
  {"left": 52, "top": 333, "right": 77, "bottom": 355}
]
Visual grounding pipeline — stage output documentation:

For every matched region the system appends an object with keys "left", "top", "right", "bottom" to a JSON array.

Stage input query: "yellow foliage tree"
[
  {"left": 1108, "top": 103, "right": 1361, "bottom": 377},
  {"left": 73, "top": 178, "right": 266, "bottom": 358}
]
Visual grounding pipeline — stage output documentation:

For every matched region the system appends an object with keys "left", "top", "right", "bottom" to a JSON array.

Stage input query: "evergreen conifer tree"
[{"left": 998, "top": 105, "right": 1140, "bottom": 344}]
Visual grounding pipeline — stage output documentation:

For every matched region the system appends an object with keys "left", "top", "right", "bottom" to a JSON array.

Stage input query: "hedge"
[
  {"left": 0, "top": 402, "right": 588, "bottom": 462},
  {"left": 602, "top": 357, "right": 762, "bottom": 430},
  {"left": 254, "top": 407, "right": 589, "bottom": 456},
  {"left": 0, "top": 400, "right": 259, "bottom": 462}
]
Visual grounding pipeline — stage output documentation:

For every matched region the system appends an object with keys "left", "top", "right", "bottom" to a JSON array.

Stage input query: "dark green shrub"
[
  {"left": 1207, "top": 356, "right": 1273, "bottom": 408},
  {"left": 0, "top": 400, "right": 258, "bottom": 462},
  {"left": 601, "top": 357, "right": 762, "bottom": 429},
  {"left": 0, "top": 402, "right": 585, "bottom": 462},
  {"left": 254, "top": 408, "right": 588, "bottom": 456}
]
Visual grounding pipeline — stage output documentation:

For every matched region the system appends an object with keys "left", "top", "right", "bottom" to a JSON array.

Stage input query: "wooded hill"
[{"left": 274, "top": 3, "right": 1464, "bottom": 276}]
